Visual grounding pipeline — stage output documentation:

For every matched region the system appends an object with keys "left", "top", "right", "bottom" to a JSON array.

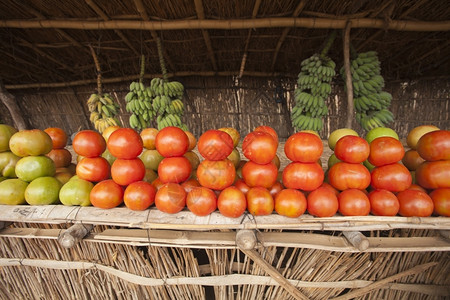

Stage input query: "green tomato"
[
  {"left": 365, "top": 127, "right": 399, "bottom": 144},
  {"left": 328, "top": 128, "right": 359, "bottom": 150},
  {"left": 140, "top": 149, "right": 164, "bottom": 171},
  {"left": 101, "top": 148, "right": 117, "bottom": 165},
  {"left": 0, "top": 151, "right": 20, "bottom": 177},
  {"left": 9, "top": 129, "right": 53, "bottom": 157},
  {"left": 15, "top": 155, "right": 56, "bottom": 182},
  {"left": 59, "top": 178, "right": 93, "bottom": 206},
  {"left": 0, "top": 178, "right": 28, "bottom": 205},
  {"left": 327, "top": 153, "right": 342, "bottom": 169},
  {"left": 25, "top": 176, "right": 62, "bottom": 205},
  {"left": 0, "top": 124, "right": 17, "bottom": 152}
]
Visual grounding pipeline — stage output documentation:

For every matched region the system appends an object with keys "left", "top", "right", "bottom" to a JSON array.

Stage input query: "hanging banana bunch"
[
  {"left": 291, "top": 32, "right": 336, "bottom": 131},
  {"left": 341, "top": 51, "right": 394, "bottom": 131}
]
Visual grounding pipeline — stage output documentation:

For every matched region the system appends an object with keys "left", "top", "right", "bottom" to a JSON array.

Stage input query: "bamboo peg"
[
  {"left": 236, "top": 230, "right": 257, "bottom": 250},
  {"left": 58, "top": 223, "right": 93, "bottom": 249},
  {"left": 343, "top": 231, "right": 369, "bottom": 251}
]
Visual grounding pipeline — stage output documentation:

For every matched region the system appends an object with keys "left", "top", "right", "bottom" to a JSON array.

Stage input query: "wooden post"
[
  {"left": 0, "top": 80, "right": 27, "bottom": 130},
  {"left": 343, "top": 21, "right": 354, "bottom": 129},
  {"left": 236, "top": 229, "right": 257, "bottom": 250},
  {"left": 343, "top": 231, "right": 369, "bottom": 251},
  {"left": 58, "top": 223, "right": 93, "bottom": 248}
]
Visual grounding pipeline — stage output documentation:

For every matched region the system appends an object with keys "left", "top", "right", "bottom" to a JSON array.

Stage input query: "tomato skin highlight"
[
  {"left": 284, "top": 132, "right": 323, "bottom": 163},
  {"left": 155, "top": 183, "right": 187, "bottom": 214},
  {"left": 368, "top": 137, "right": 405, "bottom": 167},
  {"left": 282, "top": 162, "right": 324, "bottom": 191},
  {"left": 242, "top": 161, "right": 278, "bottom": 189},
  {"left": 416, "top": 130, "right": 450, "bottom": 161},
  {"left": 328, "top": 162, "right": 371, "bottom": 191},
  {"left": 416, "top": 160, "right": 450, "bottom": 189},
  {"left": 371, "top": 163, "right": 412, "bottom": 192},
  {"left": 397, "top": 189, "right": 434, "bottom": 217},
  {"left": 307, "top": 187, "right": 339, "bottom": 217},
  {"left": 247, "top": 187, "right": 274, "bottom": 216},
  {"left": 158, "top": 156, "right": 192, "bottom": 184},
  {"left": 155, "top": 127, "right": 189, "bottom": 158},
  {"left": 338, "top": 189, "right": 371, "bottom": 216},
  {"left": 368, "top": 189, "right": 400, "bottom": 216},
  {"left": 430, "top": 188, "right": 450, "bottom": 217},
  {"left": 275, "top": 189, "right": 307, "bottom": 218},
  {"left": 334, "top": 135, "right": 369, "bottom": 164},
  {"left": 217, "top": 186, "right": 247, "bottom": 218},
  {"left": 186, "top": 187, "right": 217, "bottom": 216},
  {"left": 242, "top": 131, "right": 278, "bottom": 164},
  {"left": 198, "top": 130, "right": 234, "bottom": 161}
]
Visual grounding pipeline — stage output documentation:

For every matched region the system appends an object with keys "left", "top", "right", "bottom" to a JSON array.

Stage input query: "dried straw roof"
[{"left": 0, "top": 0, "right": 449, "bottom": 89}]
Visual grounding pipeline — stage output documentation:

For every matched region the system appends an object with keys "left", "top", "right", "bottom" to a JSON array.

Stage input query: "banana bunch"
[
  {"left": 125, "top": 81, "right": 156, "bottom": 130},
  {"left": 341, "top": 51, "right": 394, "bottom": 131},
  {"left": 87, "top": 93, "right": 121, "bottom": 133},
  {"left": 291, "top": 54, "right": 336, "bottom": 131},
  {"left": 148, "top": 77, "right": 188, "bottom": 130}
]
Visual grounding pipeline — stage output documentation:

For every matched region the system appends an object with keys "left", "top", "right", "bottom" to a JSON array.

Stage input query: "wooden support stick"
[
  {"left": 343, "top": 231, "right": 369, "bottom": 251},
  {"left": 343, "top": 21, "right": 354, "bottom": 129},
  {"left": 331, "top": 261, "right": 438, "bottom": 300},
  {"left": 0, "top": 80, "right": 27, "bottom": 130},
  {"left": 242, "top": 249, "right": 309, "bottom": 300},
  {"left": 58, "top": 223, "right": 93, "bottom": 249},
  {"left": 236, "top": 230, "right": 257, "bottom": 250}
]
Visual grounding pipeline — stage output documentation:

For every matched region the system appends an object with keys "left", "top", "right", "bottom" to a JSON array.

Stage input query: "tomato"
[
  {"left": 307, "top": 187, "right": 339, "bottom": 217},
  {"left": 0, "top": 124, "right": 17, "bottom": 152},
  {"left": 397, "top": 190, "right": 434, "bottom": 217},
  {"left": 54, "top": 171, "right": 73, "bottom": 185},
  {"left": 198, "top": 129, "right": 234, "bottom": 161},
  {"left": 107, "top": 128, "right": 143, "bottom": 159},
  {"left": 327, "top": 153, "right": 342, "bottom": 169},
  {"left": 101, "top": 125, "right": 120, "bottom": 142},
  {"left": 197, "top": 159, "right": 235, "bottom": 190},
  {"left": 283, "top": 162, "right": 323, "bottom": 191},
  {"left": 76, "top": 157, "right": 110, "bottom": 182},
  {"left": 218, "top": 127, "right": 240, "bottom": 148},
  {"left": 0, "top": 178, "right": 28, "bottom": 205},
  {"left": 217, "top": 186, "right": 246, "bottom": 218},
  {"left": 227, "top": 148, "right": 241, "bottom": 168},
  {"left": 274, "top": 189, "right": 307, "bottom": 218},
  {"left": 186, "top": 187, "right": 217, "bottom": 216},
  {"left": 15, "top": 156, "right": 56, "bottom": 182},
  {"left": 402, "top": 149, "right": 425, "bottom": 171},
  {"left": 242, "top": 131, "right": 277, "bottom": 164},
  {"left": 254, "top": 126, "right": 279, "bottom": 144},
  {"left": 334, "top": 135, "right": 369, "bottom": 164},
  {"left": 368, "top": 189, "right": 399, "bottom": 216},
  {"left": 24, "top": 176, "right": 62, "bottom": 205},
  {"left": 328, "top": 162, "right": 370, "bottom": 191},
  {"left": 101, "top": 148, "right": 117, "bottom": 165},
  {"left": 242, "top": 161, "right": 277, "bottom": 189},
  {"left": 430, "top": 188, "right": 450, "bottom": 216},
  {"left": 152, "top": 177, "right": 165, "bottom": 190},
  {"left": 284, "top": 132, "right": 322, "bottom": 163},
  {"left": 234, "top": 178, "right": 250, "bottom": 195},
  {"left": 72, "top": 130, "right": 105, "bottom": 157},
  {"left": 143, "top": 168, "right": 158, "bottom": 183},
  {"left": 319, "top": 182, "right": 340, "bottom": 197},
  {"left": 184, "top": 151, "right": 200, "bottom": 170},
  {"left": 89, "top": 180, "right": 123, "bottom": 209},
  {"left": 371, "top": 163, "right": 412, "bottom": 192},
  {"left": 155, "top": 183, "right": 186, "bottom": 214},
  {"left": 181, "top": 178, "right": 201, "bottom": 193},
  {"left": 247, "top": 187, "right": 274, "bottom": 216},
  {"left": 368, "top": 137, "right": 404, "bottom": 166},
  {"left": 328, "top": 128, "right": 359, "bottom": 150},
  {"left": 124, "top": 181, "right": 156, "bottom": 211},
  {"left": 416, "top": 160, "right": 450, "bottom": 189},
  {"left": 338, "top": 189, "right": 370, "bottom": 216},
  {"left": 417, "top": 130, "right": 450, "bottom": 161},
  {"left": 140, "top": 128, "right": 158, "bottom": 150},
  {"left": 407, "top": 184, "right": 427, "bottom": 193},
  {"left": 59, "top": 178, "right": 93, "bottom": 206},
  {"left": 155, "top": 126, "right": 189, "bottom": 157},
  {"left": 140, "top": 149, "right": 164, "bottom": 171},
  {"left": 0, "top": 152, "right": 20, "bottom": 178},
  {"left": 46, "top": 148, "right": 72, "bottom": 168},
  {"left": 407, "top": 125, "right": 440, "bottom": 150},
  {"left": 365, "top": 127, "right": 399, "bottom": 144},
  {"left": 44, "top": 127, "right": 68, "bottom": 149},
  {"left": 9, "top": 129, "right": 53, "bottom": 157},
  {"left": 111, "top": 158, "right": 145, "bottom": 186},
  {"left": 184, "top": 131, "right": 197, "bottom": 151},
  {"left": 158, "top": 156, "right": 192, "bottom": 184},
  {"left": 269, "top": 181, "right": 284, "bottom": 197},
  {"left": 272, "top": 154, "right": 281, "bottom": 170}
]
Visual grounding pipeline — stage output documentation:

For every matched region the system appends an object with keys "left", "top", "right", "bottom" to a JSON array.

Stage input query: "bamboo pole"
[
  {"left": 1, "top": 18, "right": 449, "bottom": 32},
  {"left": 343, "top": 21, "right": 354, "bottom": 129}
]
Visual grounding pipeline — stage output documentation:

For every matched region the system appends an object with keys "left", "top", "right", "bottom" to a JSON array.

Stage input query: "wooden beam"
[
  {"left": 1, "top": 17, "right": 449, "bottom": 32},
  {"left": 194, "top": 0, "right": 217, "bottom": 71},
  {"left": 343, "top": 21, "right": 354, "bottom": 129},
  {"left": 0, "top": 80, "right": 28, "bottom": 130},
  {"left": 238, "top": 0, "right": 262, "bottom": 77},
  {"left": 85, "top": 0, "right": 139, "bottom": 56}
]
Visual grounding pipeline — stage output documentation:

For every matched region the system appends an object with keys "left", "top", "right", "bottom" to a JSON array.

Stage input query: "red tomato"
[
  {"left": 158, "top": 156, "right": 192, "bottom": 184},
  {"left": 197, "top": 159, "right": 235, "bottom": 190},
  {"left": 368, "top": 137, "right": 405, "bottom": 167},
  {"left": 282, "top": 162, "right": 324, "bottom": 191},
  {"left": 44, "top": 127, "right": 68, "bottom": 149},
  {"left": 284, "top": 132, "right": 323, "bottom": 163},
  {"left": 254, "top": 126, "right": 279, "bottom": 144},
  {"left": 371, "top": 163, "right": 412, "bottom": 192},
  {"left": 218, "top": 127, "right": 240, "bottom": 148},
  {"left": 368, "top": 189, "right": 399, "bottom": 216},
  {"left": 184, "top": 131, "right": 197, "bottom": 152},
  {"left": 417, "top": 130, "right": 450, "bottom": 161},
  {"left": 186, "top": 187, "right": 217, "bottom": 216},
  {"left": 217, "top": 186, "right": 247, "bottom": 218},
  {"left": 407, "top": 184, "right": 427, "bottom": 193},
  {"left": 76, "top": 157, "right": 110, "bottom": 182},
  {"left": 242, "top": 131, "right": 277, "bottom": 164},
  {"left": 402, "top": 149, "right": 425, "bottom": 171},
  {"left": 155, "top": 183, "right": 186, "bottom": 214},
  {"left": 319, "top": 182, "right": 339, "bottom": 197},
  {"left": 397, "top": 189, "right": 434, "bottom": 217},
  {"left": 152, "top": 177, "right": 165, "bottom": 190},
  {"left": 46, "top": 148, "right": 72, "bottom": 168},
  {"left": 338, "top": 189, "right": 371, "bottom": 216},
  {"left": 328, "top": 162, "right": 370, "bottom": 191},
  {"left": 274, "top": 189, "right": 307, "bottom": 218},
  {"left": 111, "top": 158, "right": 145, "bottom": 186},
  {"left": 140, "top": 128, "right": 158, "bottom": 150},
  {"left": 430, "top": 188, "right": 450, "bottom": 216},
  {"left": 234, "top": 178, "right": 250, "bottom": 195},
  {"left": 307, "top": 187, "right": 339, "bottom": 217},
  {"left": 416, "top": 160, "right": 450, "bottom": 189},
  {"left": 123, "top": 181, "right": 156, "bottom": 211},
  {"left": 181, "top": 178, "right": 201, "bottom": 193},
  {"left": 155, "top": 126, "right": 189, "bottom": 157},
  {"left": 197, "top": 129, "right": 234, "bottom": 161},
  {"left": 334, "top": 135, "right": 369, "bottom": 164},
  {"left": 72, "top": 130, "right": 106, "bottom": 157},
  {"left": 269, "top": 181, "right": 284, "bottom": 197},
  {"left": 247, "top": 187, "right": 274, "bottom": 216},
  {"left": 107, "top": 128, "right": 143, "bottom": 159},
  {"left": 242, "top": 161, "right": 277, "bottom": 189},
  {"left": 90, "top": 179, "right": 123, "bottom": 209}
]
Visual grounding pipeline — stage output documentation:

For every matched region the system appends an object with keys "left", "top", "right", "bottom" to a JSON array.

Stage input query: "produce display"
[{"left": 0, "top": 123, "right": 449, "bottom": 219}]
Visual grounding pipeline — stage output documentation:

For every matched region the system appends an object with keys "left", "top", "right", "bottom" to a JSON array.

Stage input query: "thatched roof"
[{"left": 1, "top": 0, "right": 449, "bottom": 89}]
